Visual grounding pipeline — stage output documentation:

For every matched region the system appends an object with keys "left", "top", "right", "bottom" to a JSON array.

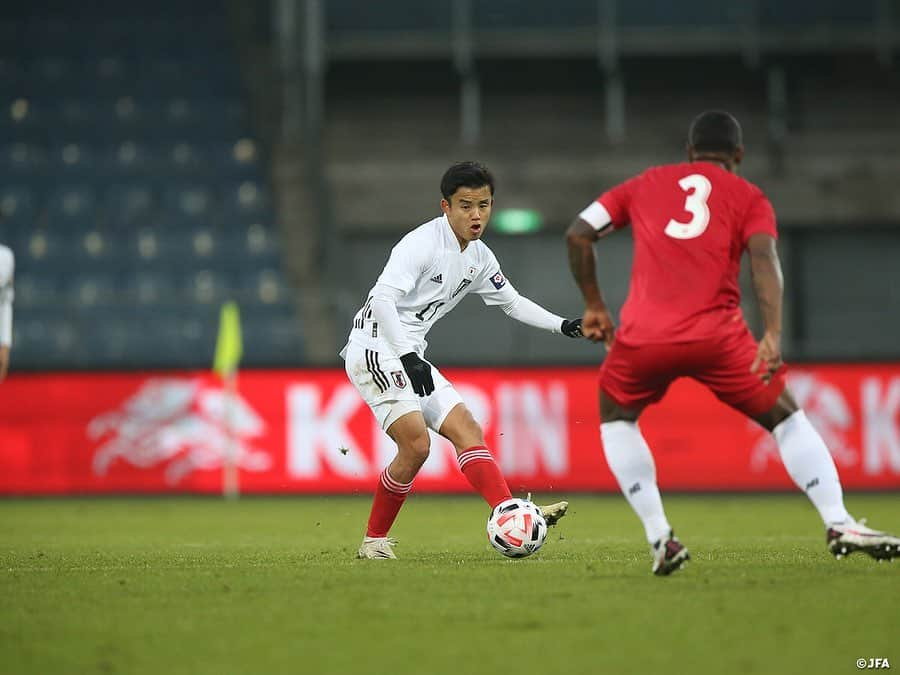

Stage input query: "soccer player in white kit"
[
  {"left": 342, "top": 162, "right": 584, "bottom": 559},
  {"left": 0, "top": 244, "right": 14, "bottom": 381}
]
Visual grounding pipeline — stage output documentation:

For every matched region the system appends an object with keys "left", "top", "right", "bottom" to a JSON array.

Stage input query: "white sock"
[
  {"left": 773, "top": 410, "right": 851, "bottom": 525},
  {"left": 601, "top": 421, "right": 672, "bottom": 544}
]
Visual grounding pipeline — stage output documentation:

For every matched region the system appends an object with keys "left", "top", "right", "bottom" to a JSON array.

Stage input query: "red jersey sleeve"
[
  {"left": 597, "top": 174, "right": 641, "bottom": 229},
  {"left": 741, "top": 191, "right": 777, "bottom": 246}
]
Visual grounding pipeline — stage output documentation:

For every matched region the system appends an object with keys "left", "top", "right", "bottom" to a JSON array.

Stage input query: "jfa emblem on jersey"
[
  {"left": 490, "top": 271, "right": 506, "bottom": 289},
  {"left": 391, "top": 371, "right": 407, "bottom": 389}
]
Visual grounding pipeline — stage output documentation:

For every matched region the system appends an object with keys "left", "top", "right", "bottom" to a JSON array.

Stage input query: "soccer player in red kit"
[{"left": 566, "top": 111, "right": 900, "bottom": 575}]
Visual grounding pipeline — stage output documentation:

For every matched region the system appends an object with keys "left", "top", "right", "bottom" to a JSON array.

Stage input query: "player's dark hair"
[
  {"left": 440, "top": 161, "right": 495, "bottom": 202},
  {"left": 688, "top": 111, "right": 743, "bottom": 154}
]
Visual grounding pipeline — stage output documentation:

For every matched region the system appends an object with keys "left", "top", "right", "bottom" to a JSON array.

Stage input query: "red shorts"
[{"left": 599, "top": 323, "right": 786, "bottom": 418}]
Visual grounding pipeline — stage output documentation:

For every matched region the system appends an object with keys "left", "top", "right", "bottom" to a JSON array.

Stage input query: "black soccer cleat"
[
  {"left": 652, "top": 530, "right": 690, "bottom": 576},
  {"left": 827, "top": 519, "right": 900, "bottom": 562}
]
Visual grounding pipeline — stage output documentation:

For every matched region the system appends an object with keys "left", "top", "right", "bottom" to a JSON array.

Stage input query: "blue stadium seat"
[
  {"left": 162, "top": 184, "right": 216, "bottom": 228},
  {"left": 72, "top": 230, "right": 126, "bottom": 272},
  {"left": 14, "top": 230, "right": 71, "bottom": 274},
  {"left": 241, "top": 309, "right": 304, "bottom": 365},
  {"left": 122, "top": 270, "right": 179, "bottom": 306},
  {"left": 0, "top": 58, "right": 23, "bottom": 95},
  {"left": 103, "top": 183, "right": 155, "bottom": 230},
  {"left": 237, "top": 267, "right": 292, "bottom": 306},
  {"left": 161, "top": 98, "right": 248, "bottom": 140},
  {"left": 185, "top": 268, "right": 232, "bottom": 305},
  {"left": 25, "top": 58, "right": 84, "bottom": 97},
  {"left": 99, "top": 140, "right": 161, "bottom": 178},
  {"left": 0, "top": 186, "right": 39, "bottom": 235},
  {"left": 68, "top": 272, "right": 119, "bottom": 307},
  {"left": 0, "top": 142, "right": 48, "bottom": 181},
  {"left": 46, "top": 185, "right": 97, "bottom": 231},
  {"left": 12, "top": 312, "right": 81, "bottom": 368},
  {"left": 218, "top": 224, "right": 280, "bottom": 268},
  {"left": 0, "top": 97, "right": 46, "bottom": 143},
  {"left": 165, "top": 141, "right": 210, "bottom": 177},
  {"left": 53, "top": 99, "right": 101, "bottom": 140},
  {"left": 209, "top": 139, "right": 262, "bottom": 179},
  {"left": 127, "top": 230, "right": 196, "bottom": 271},
  {"left": 12, "top": 273, "right": 60, "bottom": 308},
  {"left": 85, "top": 56, "right": 130, "bottom": 92},
  {"left": 48, "top": 142, "right": 99, "bottom": 180},
  {"left": 221, "top": 180, "right": 272, "bottom": 226}
]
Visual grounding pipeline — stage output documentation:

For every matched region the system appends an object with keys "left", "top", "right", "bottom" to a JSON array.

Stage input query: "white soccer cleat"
[
  {"left": 827, "top": 519, "right": 900, "bottom": 561},
  {"left": 526, "top": 493, "right": 569, "bottom": 527},
  {"left": 357, "top": 536, "right": 398, "bottom": 560}
]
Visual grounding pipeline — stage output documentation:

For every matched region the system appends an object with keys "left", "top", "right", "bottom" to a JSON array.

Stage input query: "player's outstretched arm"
[
  {"left": 497, "top": 294, "right": 583, "bottom": 338},
  {"left": 565, "top": 218, "right": 615, "bottom": 346},
  {"left": 747, "top": 233, "right": 784, "bottom": 382}
]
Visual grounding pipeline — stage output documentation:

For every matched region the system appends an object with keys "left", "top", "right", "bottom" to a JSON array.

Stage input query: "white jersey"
[
  {"left": 0, "top": 244, "right": 14, "bottom": 347},
  {"left": 344, "top": 215, "right": 519, "bottom": 357}
]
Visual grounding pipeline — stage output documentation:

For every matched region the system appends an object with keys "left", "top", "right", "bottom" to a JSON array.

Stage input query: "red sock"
[
  {"left": 457, "top": 445, "right": 512, "bottom": 509},
  {"left": 365, "top": 467, "right": 413, "bottom": 538}
]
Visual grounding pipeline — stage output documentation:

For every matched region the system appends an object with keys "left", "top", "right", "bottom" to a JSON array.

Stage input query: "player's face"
[{"left": 441, "top": 186, "right": 493, "bottom": 248}]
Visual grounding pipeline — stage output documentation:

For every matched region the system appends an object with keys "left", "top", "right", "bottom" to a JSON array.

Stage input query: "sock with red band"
[
  {"left": 365, "top": 467, "right": 414, "bottom": 538},
  {"left": 457, "top": 445, "right": 512, "bottom": 509}
]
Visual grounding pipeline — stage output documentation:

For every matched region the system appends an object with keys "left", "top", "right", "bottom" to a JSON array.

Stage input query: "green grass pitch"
[{"left": 2, "top": 494, "right": 898, "bottom": 675}]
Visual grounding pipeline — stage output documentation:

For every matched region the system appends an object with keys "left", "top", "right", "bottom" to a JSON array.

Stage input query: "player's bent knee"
[
  {"left": 754, "top": 388, "right": 800, "bottom": 432},
  {"left": 599, "top": 389, "right": 641, "bottom": 424}
]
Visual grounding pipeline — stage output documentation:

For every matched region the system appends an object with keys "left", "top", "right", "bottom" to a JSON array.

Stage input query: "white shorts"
[{"left": 343, "top": 342, "right": 463, "bottom": 432}]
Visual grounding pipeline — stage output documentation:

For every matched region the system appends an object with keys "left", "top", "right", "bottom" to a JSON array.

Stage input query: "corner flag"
[{"left": 213, "top": 301, "right": 243, "bottom": 377}]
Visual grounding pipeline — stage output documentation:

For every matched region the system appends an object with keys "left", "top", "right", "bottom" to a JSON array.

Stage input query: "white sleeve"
[
  {"left": 472, "top": 249, "right": 519, "bottom": 307},
  {"left": 374, "top": 231, "right": 431, "bottom": 295},
  {"left": 370, "top": 283, "right": 418, "bottom": 356},
  {"left": 0, "top": 246, "right": 13, "bottom": 347},
  {"left": 500, "top": 295, "right": 564, "bottom": 333}
]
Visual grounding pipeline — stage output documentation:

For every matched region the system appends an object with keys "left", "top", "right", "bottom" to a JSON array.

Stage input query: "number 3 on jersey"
[{"left": 665, "top": 174, "right": 712, "bottom": 240}]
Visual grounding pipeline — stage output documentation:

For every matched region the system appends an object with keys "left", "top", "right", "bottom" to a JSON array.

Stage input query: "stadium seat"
[
  {"left": 15, "top": 230, "right": 70, "bottom": 273},
  {"left": 161, "top": 184, "right": 216, "bottom": 229},
  {"left": 208, "top": 139, "right": 262, "bottom": 178},
  {"left": 121, "top": 270, "right": 179, "bottom": 306},
  {"left": 68, "top": 272, "right": 119, "bottom": 307},
  {"left": 45, "top": 185, "right": 97, "bottom": 231},
  {"left": 0, "top": 142, "right": 48, "bottom": 180},
  {"left": 102, "top": 183, "right": 155, "bottom": 230},
  {"left": 0, "top": 185, "right": 38, "bottom": 234},
  {"left": 221, "top": 180, "right": 272, "bottom": 226},
  {"left": 13, "top": 273, "right": 59, "bottom": 308},
  {"left": 99, "top": 140, "right": 160, "bottom": 178}
]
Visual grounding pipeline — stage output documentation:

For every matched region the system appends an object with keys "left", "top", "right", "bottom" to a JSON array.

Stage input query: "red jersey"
[{"left": 596, "top": 161, "right": 777, "bottom": 345}]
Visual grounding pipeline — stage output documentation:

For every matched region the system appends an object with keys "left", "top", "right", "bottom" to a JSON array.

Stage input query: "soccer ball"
[{"left": 487, "top": 498, "right": 548, "bottom": 558}]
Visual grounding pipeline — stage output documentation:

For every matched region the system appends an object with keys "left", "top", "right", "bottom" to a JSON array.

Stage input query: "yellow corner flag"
[{"left": 213, "top": 301, "right": 243, "bottom": 377}]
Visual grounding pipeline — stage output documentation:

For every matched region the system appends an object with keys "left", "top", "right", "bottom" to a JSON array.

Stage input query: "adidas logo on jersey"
[{"left": 430, "top": 274, "right": 443, "bottom": 284}]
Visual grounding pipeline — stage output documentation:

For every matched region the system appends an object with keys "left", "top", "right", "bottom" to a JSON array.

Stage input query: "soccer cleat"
[
  {"left": 651, "top": 530, "right": 690, "bottom": 576},
  {"left": 357, "top": 536, "right": 398, "bottom": 560},
  {"left": 526, "top": 492, "right": 569, "bottom": 527},
  {"left": 826, "top": 519, "right": 900, "bottom": 561},
  {"left": 539, "top": 501, "right": 569, "bottom": 527}
]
